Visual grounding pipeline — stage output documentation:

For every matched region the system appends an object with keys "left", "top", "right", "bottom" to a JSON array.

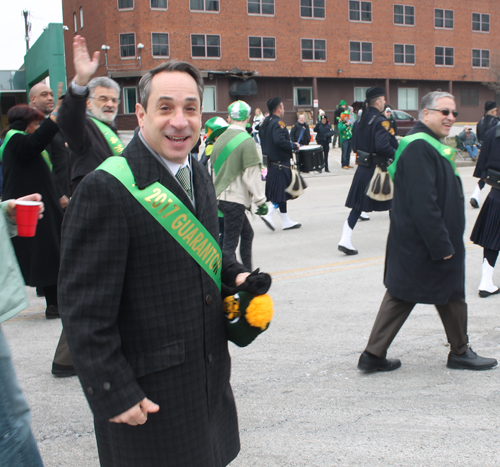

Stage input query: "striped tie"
[{"left": 176, "top": 166, "right": 192, "bottom": 199}]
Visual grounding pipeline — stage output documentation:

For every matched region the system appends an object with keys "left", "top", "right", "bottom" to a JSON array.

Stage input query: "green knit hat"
[
  {"left": 205, "top": 117, "right": 229, "bottom": 142},
  {"left": 228, "top": 100, "right": 251, "bottom": 121}
]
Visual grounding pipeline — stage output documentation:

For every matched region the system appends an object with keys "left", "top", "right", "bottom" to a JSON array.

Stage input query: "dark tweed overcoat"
[{"left": 59, "top": 134, "right": 245, "bottom": 467}]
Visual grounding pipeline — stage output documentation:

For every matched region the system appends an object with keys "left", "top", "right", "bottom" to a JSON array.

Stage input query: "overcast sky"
[{"left": 1, "top": 0, "right": 63, "bottom": 70}]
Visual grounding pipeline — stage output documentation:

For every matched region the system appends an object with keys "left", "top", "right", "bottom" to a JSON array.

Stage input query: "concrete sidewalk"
[{"left": 3, "top": 164, "right": 498, "bottom": 467}]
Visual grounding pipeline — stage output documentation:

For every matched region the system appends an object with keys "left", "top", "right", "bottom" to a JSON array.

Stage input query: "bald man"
[{"left": 29, "top": 83, "right": 71, "bottom": 207}]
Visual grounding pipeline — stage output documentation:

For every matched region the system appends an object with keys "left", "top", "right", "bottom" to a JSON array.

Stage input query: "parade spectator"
[
  {"left": 29, "top": 83, "right": 71, "bottom": 206},
  {"left": 59, "top": 36, "right": 260, "bottom": 466},
  {"left": 314, "top": 114, "right": 334, "bottom": 172},
  {"left": 58, "top": 36, "right": 123, "bottom": 194},
  {"left": 338, "top": 111, "right": 353, "bottom": 169},
  {"left": 259, "top": 97, "right": 301, "bottom": 231},
  {"left": 333, "top": 100, "right": 348, "bottom": 148},
  {"left": 252, "top": 108, "right": 264, "bottom": 144},
  {"left": 290, "top": 114, "right": 311, "bottom": 146},
  {"left": 212, "top": 100, "right": 268, "bottom": 269},
  {"left": 384, "top": 107, "right": 398, "bottom": 136},
  {"left": 0, "top": 193, "right": 45, "bottom": 467},
  {"left": 358, "top": 91, "right": 497, "bottom": 372},
  {"left": 458, "top": 125, "right": 479, "bottom": 160}
]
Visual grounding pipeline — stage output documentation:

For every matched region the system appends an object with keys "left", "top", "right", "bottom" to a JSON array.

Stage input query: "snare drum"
[{"left": 297, "top": 145, "right": 325, "bottom": 173}]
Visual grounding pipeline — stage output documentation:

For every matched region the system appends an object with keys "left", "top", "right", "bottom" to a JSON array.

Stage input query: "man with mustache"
[{"left": 58, "top": 36, "right": 123, "bottom": 194}]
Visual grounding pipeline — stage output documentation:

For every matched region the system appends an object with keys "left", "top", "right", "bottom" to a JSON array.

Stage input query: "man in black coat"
[
  {"left": 358, "top": 91, "right": 498, "bottom": 373},
  {"left": 290, "top": 114, "right": 311, "bottom": 146},
  {"left": 259, "top": 97, "right": 301, "bottom": 231},
  {"left": 59, "top": 36, "right": 252, "bottom": 467},
  {"left": 58, "top": 37, "right": 123, "bottom": 194}
]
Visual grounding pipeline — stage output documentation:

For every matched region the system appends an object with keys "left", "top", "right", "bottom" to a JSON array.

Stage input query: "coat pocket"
[{"left": 128, "top": 340, "right": 185, "bottom": 378}]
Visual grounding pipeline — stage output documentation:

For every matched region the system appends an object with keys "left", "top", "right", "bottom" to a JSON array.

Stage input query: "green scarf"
[
  {"left": 211, "top": 128, "right": 260, "bottom": 197},
  {"left": 388, "top": 132, "right": 459, "bottom": 181}
]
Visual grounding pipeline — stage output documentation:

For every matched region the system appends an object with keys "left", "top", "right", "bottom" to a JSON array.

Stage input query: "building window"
[
  {"left": 73, "top": 13, "right": 77, "bottom": 33},
  {"left": 203, "top": 86, "right": 216, "bottom": 112},
  {"left": 354, "top": 87, "right": 370, "bottom": 102},
  {"left": 350, "top": 41, "right": 372, "bottom": 63},
  {"left": 123, "top": 87, "right": 137, "bottom": 114},
  {"left": 394, "top": 5, "right": 414, "bottom": 25},
  {"left": 435, "top": 9, "right": 453, "bottom": 29},
  {"left": 472, "top": 49, "right": 490, "bottom": 68},
  {"left": 248, "top": 37, "right": 276, "bottom": 59},
  {"left": 300, "top": 0, "right": 325, "bottom": 19},
  {"left": 349, "top": 1, "right": 372, "bottom": 22},
  {"left": 247, "top": 0, "right": 274, "bottom": 15},
  {"left": 394, "top": 44, "right": 415, "bottom": 65},
  {"left": 191, "top": 34, "right": 221, "bottom": 58},
  {"left": 435, "top": 47, "right": 453, "bottom": 66},
  {"left": 80, "top": 7, "right": 84, "bottom": 28},
  {"left": 472, "top": 13, "right": 489, "bottom": 32},
  {"left": 301, "top": 39, "right": 326, "bottom": 61},
  {"left": 151, "top": 0, "right": 167, "bottom": 8},
  {"left": 118, "top": 0, "right": 134, "bottom": 9},
  {"left": 398, "top": 88, "right": 418, "bottom": 110},
  {"left": 120, "top": 33, "right": 136, "bottom": 58},
  {"left": 461, "top": 89, "right": 479, "bottom": 107},
  {"left": 152, "top": 33, "right": 169, "bottom": 57},
  {"left": 190, "top": 0, "right": 219, "bottom": 12},
  {"left": 294, "top": 87, "right": 312, "bottom": 106}
]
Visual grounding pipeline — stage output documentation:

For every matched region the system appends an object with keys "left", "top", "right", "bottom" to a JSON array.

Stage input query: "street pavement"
[{"left": 3, "top": 152, "right": 499, "bottom": 467}]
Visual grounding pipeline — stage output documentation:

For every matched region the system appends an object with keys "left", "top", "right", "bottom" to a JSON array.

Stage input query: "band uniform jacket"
[
  {"left": 259, "top": 115, "right": 295, "bottom": 162},
  {"left": 58, "top": 134, "right": 246, "bottom": 467},
  {"left": 384, "top": 121, "right": 465, "bottom": 305},
  {"left": 58, "top": 86, "right": 116, "bottom": 186}
]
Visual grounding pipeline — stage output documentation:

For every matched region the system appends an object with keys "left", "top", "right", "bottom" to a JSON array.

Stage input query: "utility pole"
[{"left": 22, "top": 10, "right": 31, "bottom": 52}]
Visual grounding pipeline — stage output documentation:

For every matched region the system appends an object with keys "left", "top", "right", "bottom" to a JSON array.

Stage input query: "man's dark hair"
[
  {"left": 7, "top": 104, "right": 44, "bottom": 126},
  {"left": 139, "top": 60, "right": 204, "bottom": 110}
]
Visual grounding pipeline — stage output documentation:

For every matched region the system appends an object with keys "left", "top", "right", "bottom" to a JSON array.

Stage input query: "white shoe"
[
  {"left": 338, "top": 220, "right": 358, "bottom": 255},
  {"left": 261, "top": 205, "right": 277, "bottom": 231},
  {"left": 279, "top": 212, "right": 301, "bottom": 230},
  {"left": 478, "top": 258, "right": 500, "bottom": 298}
]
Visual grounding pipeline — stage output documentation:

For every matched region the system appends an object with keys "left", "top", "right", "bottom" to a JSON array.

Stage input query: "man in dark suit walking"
[{"left": 59, "top": 36, "right": 251, "bottom": 467}]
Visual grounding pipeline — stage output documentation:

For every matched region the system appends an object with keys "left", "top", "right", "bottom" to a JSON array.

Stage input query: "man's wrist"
[{"left": 72, "top": 80, "right": 88, "bottom": 95}]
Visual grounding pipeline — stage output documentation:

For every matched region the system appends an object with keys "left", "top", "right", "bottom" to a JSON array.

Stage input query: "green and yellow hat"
[
  {"left": 228, "top": 100, "right": 251, "bottom": 121},
  {"left": 205, "top": 117, "right": 229, "bottom": 142}
]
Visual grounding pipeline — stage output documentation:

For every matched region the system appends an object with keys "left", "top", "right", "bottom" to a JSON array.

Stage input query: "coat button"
[
  {"left": 87, "top": 387, "right": 94, "bottom": 395},
  {"left": 205, "top": 294, "right": 213, "bottom": 305},
  {"left": 102, "top": 382, "right": 111, "bottom": 391},
  {"left": 207, "top": 353, "right": 213, "bottom": 363}
]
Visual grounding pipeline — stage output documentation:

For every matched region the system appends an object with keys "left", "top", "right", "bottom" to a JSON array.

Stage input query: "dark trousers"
[
  {"left": 332, "top": 124, "right": 339, "bottom": 147},
  {"left": 365, "top": 291, "right": 469, "bottom": 358},
  {"left": 319, "top": 141, "right": 330, "bottom": 171},
  {"left": 218, "top": 200, "right": 254, "bottom": 271},
  {"left": 341, "top": 139, "right": 352, "bottom": 168}
]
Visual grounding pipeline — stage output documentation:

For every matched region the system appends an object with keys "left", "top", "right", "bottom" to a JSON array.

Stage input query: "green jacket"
[
  {"left": 338, "top": 121, "right": 353, "bottom": 146},
  {"left": 0, "top": 201, "right": 28, "bottom": 324}
]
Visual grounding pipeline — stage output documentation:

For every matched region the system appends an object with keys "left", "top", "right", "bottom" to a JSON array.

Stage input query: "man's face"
[
  {"left": 385, "top": 110, "right": 391, "bottom": 118},
  {"left": 375, "top": 97, "right": 386, "bottom": 112},
  {"left": 299, "top": 115, "right": 305, "bottom": 124},
  {"left": 276, "top": 103, "right": 285, "bottom": 118},
  {"left": 422, "top": 97, "right": 456, "bottom": 139},
  {"left": 30, "top": 84, "right": 54, "bottom": 115},
  {"left": 136, "top": 71, "right": 202, "bottom": 164},
  {"left": 490, "top": 108, "right": 498, "bottom": 117},
  {"left": 87, "top": 85, "right": 119, "bottom": 123}
]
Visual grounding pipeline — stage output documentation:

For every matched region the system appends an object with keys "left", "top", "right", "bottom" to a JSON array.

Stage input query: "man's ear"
[
  {"left": 86, "top": 99, "right": 92, "bottom": 111},
  {"left": 136, "top": 103, "right": 146, "bottom": 128}
]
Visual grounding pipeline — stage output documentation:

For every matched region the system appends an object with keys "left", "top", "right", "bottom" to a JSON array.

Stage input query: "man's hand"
[
  {"left": 235, "top": 272, "right": 251, "bottom": 286},
  {"left": 294, "top": 142, "right": 300, "bottom": 150},
  {"left": 59, "top": 195, "right": 69, "bottom": 209},
  {"left": 50, "top": 83, "right": 64, "bottom": 124},
  {"left": 109, "top": 397, "right": 159, "bottom": 426},
  {"left": 444, "top": 255, "right": 453, "bottom": 260},
  {"left": 7, "top": 194, "right": 44, "bottom": 222},
  {"left": 73, "top": 35, "right": 100, "bottom": 87}
]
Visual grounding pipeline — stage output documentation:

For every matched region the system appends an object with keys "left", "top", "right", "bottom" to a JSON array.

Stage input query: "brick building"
[{"left": 62, "top": 0, "right": 500, "bottom": 129}]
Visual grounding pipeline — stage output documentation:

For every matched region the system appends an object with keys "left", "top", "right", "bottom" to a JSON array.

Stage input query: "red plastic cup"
[{"left": 15, "top": 200, "right": 42, "bottom": 237}]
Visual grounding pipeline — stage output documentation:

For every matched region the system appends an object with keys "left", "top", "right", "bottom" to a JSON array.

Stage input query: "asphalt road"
[{"left": 3, "top": 156, "right": 499, "bottom": 467}]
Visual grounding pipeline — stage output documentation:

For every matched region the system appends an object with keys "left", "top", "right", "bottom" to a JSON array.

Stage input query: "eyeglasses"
[
  {"left": 428, "top": 108, "right": 458, "bottom": 118},
  {"left": 90, "top": 96, "right": 121, "bottom": 104}
]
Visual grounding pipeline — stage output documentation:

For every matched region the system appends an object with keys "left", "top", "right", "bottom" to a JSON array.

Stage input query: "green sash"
[
  {"left": 90, "top": 117, "right": 124, "bottom": 156},
  {"left": 213, "top": 132, "right": 251, "bottom": 175},
  {"left": 0, "top": 130, "right": 52, "bottom": 171},
  {"left": 96, "top": 156, "right": 222, "bottom": 290},
  {"left": 388, "top": 132, "right": 459, "bottom": 181}
]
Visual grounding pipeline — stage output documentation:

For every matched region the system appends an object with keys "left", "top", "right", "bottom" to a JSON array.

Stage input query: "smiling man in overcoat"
[{"left": 58, "top": 36, "right": 250, "bottom": 466}]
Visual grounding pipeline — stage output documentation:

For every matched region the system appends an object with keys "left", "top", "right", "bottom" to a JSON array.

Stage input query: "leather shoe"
[
  {"left": 338, "top": 245, "right": 358, "bottom": 255},
  {"left": 52, "top": 363, "right": 77, "bottom": 378},
  {"left": 45, "top": 305, "right": 60, "bottom": 319},
  {"left": 446, "top": 347, "right": 497, "bottom": 371},
  {"left": 470, "top": 198, "right": 479, "bottom": 209},
  {"left": 358, "top": 351, "right": 401, "bottom": 372}
]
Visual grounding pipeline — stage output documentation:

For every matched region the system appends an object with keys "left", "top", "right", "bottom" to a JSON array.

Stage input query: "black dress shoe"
[
  {"left": 52, "top": 363, "right": 77, "bottom": 378},
  {"left": 470, "top": 198, "right": 479, "bottom": 209},
  {"left": 446, "top": 347, "right": 498, "bottom": 370},
  {"left": 338, "top": 245, "right": 358, "bottom": 255},
  {"left": 358, "top": 351, "right": 401, "bottom": 372},
  {"left": 45, "top": 305, "right": 60, "bottom": 320},
  {"left": 325, "top": 169, "right": 331, "bottom": 172},
  {"left": 478, "top": 288, "right": 500, "bottom": 298}
]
